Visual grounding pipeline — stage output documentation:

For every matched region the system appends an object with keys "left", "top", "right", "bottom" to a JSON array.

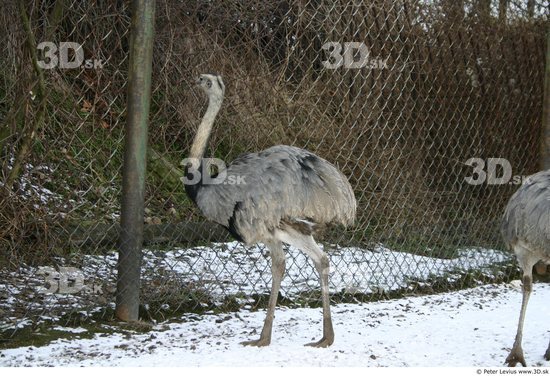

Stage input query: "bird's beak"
[{"left": 195, "top": 77, "right": 201, "bottom": 85}]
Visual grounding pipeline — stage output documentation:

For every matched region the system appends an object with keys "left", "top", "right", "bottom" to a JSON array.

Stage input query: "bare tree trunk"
[
  {"left": 499, "top": 0, "right": 508, "bottom": 23},
  {"left": 478, "top": 0, "right": 491, "bottom": 18},
  {"left": 3, "top": 0, "right": 66, "bottom": 191},
  {"left": 4, "top": 2, "right": 48, "bottom": 191},
  {"left": 527, "top": 0, "right": 535, "bottom": 19},
  {"left": 442, "top": 0, "right": 464, "bottom": 21}
]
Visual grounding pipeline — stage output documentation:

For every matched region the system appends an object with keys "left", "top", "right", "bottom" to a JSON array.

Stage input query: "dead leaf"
[{"left": 81, "top": 100, "right": 93, "bottom": 112}]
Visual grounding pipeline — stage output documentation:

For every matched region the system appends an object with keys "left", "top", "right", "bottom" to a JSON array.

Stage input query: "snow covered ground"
[
  {"left": 0, "top": 242, "right": 515, "bottom": 334},
  {"left": 1, "top": 282, "right": 549, "bottom": 367}
]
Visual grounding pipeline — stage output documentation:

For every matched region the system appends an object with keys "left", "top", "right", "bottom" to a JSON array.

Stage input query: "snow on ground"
[
  {"left": 0, "top": 242, "right": 514, "bottom": 333},
  {"left": 1, "top": 282, "right": 549, "bottom": 367},
  {"left": 158, "top": 242, "right": 512, "bottom": 297}
]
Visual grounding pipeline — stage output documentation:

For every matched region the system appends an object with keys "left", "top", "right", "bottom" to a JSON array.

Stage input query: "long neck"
[{"left": 189, "top": 96, "right": 223, "bottom": 160}]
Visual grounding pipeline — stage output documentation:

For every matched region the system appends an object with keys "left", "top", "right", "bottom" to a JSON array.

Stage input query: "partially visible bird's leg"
[
  {"left": 275, "top": 229, "right": 335, "bottom": 348},
  {"left": 304, "top": 243, "right": 334, "bottom": 348},
  {"left": 506, "top": 249, "right": 537, "bottom": 367},
  {"left": 506, "top": 273, "right": 531, "bottom": 367},
  {"left": 241, "top": 241, "right": 285, "bottom": 347}
]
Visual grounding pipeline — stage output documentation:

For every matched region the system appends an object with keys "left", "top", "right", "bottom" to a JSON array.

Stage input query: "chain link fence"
[{"left": 0, "top": 0, "right": 548, "bottom": 346}]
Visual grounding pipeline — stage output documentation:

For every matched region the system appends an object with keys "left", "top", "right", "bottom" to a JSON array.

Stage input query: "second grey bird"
[
  {"left": 183, "top": 74, "right": 356, "bottom": 347},
  {"left": 501, "top": 169, "right": 550, "bottom": 366}
]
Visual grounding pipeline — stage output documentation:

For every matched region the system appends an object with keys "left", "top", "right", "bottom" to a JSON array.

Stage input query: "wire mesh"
[{"left": 0, "top": 0, "right": 548, "bottom": 346}]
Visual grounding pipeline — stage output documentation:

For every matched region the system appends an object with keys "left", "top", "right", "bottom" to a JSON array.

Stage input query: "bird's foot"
[
  {"left": 240, "top": 337, "right": 271, "bottom": 347},
  {"left": 505, "top": 348, "right": 527, "bottom": 367},
  {"left": 304, "top": 336, "right": 334, "bottom": 348}
]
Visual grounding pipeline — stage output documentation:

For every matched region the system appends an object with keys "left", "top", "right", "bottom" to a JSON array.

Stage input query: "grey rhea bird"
[
  {"left": 183, "top": 73, "right": 356, "bottom": 347},
  {"left": 501, "top": 170, "right": 550, "bottom": 366}
]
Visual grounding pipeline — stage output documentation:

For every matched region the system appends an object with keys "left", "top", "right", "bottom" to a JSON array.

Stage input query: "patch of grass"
[
  {"left": 0, "top": 306, "right": 154, "bottom": 350},
  {"left": 0, "top": 325, "right": 96, "bottom": 349}
]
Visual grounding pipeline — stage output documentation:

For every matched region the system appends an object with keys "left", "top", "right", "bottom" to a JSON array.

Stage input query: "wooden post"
[{"left": 116, "top": 0, "right": 155, "bottom": 322}]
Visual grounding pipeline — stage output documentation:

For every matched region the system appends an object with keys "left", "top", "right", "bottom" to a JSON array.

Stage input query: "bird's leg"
[
  {"left": 545, "top": 338, "right": 550, "bottom": 361},
  {"left": 241, "top": 241, "right": 285, "bottom": 347},
  {"left": 275, "top": 230, "right": 335, "bottom": 348},
  {"left": 305, "top": 250, "right": 334, "bottom": 348},
  {"left": 506, "top": 273, "right": 532, "bottom": 367},
  {"left": 289, "top": 234, "right": 334, "bottom": 348}
]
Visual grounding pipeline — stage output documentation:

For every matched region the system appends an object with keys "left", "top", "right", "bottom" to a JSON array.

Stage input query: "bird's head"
[{"left": 196, "top": 73, "right": 225, "bottom": 102}]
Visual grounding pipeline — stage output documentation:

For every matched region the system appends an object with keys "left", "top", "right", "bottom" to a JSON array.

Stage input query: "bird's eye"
[{"left": 206, "top": 80, "right": 212, "bottom": 88}]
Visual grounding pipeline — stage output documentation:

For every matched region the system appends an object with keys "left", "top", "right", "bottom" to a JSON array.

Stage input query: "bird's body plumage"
[
  {"left": 192, "top": 145, "right": 356, "bottom": 244},
  {"left": 502, "top": 170, "right": 550, "bottom": 258}
]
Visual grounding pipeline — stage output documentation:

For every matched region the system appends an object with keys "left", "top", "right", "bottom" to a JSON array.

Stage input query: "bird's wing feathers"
[{"left": 196, "top": 145, "right": 356, "bottom": 244}]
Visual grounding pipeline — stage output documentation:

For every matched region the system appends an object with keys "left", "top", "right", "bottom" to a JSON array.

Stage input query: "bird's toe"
[
  {"left": 505, "top": 350, "right": 526, "bottom": 367},
  {"left": 304, "top": 336, "right": 334, "bottom": 348},
  {"left": 240, "top": 337, "right": 271, "bottom": 347}
]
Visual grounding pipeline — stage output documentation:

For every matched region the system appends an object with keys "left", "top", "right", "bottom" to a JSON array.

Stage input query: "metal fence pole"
[
  {"left": 116, "top": 0, "right": 155, "bottom": 322},
  {"left": 541, "top": 29, "right": 550, "bottom": 170}
]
